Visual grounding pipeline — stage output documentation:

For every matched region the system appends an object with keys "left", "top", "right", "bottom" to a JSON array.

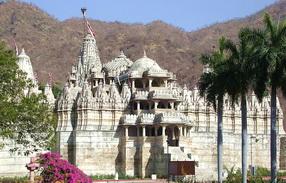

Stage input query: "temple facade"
[{"left": 57, "top": 33, "right": 286, "bottom": 180}]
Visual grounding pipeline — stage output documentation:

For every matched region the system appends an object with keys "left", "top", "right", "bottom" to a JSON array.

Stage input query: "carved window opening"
[
  {"left": 146, "top": 126, "right": 155, "bottom": 136},
  {"left": 135, "top": 79, "right": 143, "bottom": 88},
  {"left": 157, "top": 126, "right": 162, "bottom": 136},
  {"left": 152, "top": 79, "right": 164, "bottom": 87},
  {"left": 166, "top": 126, "right": 179, "bottom": 146},
  {"left": 158, "top": 101, "right": 167, "bottom": 109},
  {"left": 168, "top": 103, "right": 172, "bottom": 109},
  {"left": 133, "top": 102, "right": 138, "bottom": 110},
  {"left": 128, "top": 126, "right": 137, "bottom": 137},
  {"left": 140, "top": 101, "right": 149, "bottom": 110},
  {"left": 150, "top": 102, "right": 155, "bottom": 109}
]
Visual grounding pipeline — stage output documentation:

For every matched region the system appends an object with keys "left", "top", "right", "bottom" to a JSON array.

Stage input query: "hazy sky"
[{"left": 21, "top": 0, "right": 277, "bottom": 31}]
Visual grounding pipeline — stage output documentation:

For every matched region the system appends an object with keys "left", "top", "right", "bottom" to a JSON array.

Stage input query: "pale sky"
[{"left": 21, "top": 0, "right": 277, "bottom": 31}]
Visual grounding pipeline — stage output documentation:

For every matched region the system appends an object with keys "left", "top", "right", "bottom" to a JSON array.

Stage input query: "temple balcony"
[
  {"left": 91, "top": 72, "right": 104, "bottom": 79},
  {"left": 156, "top": 112, "right": 192, "bottom": 125},
  {"left": 133, "top": 90, "right": 149, "bottom": 100},
  {"left": 120, "top": 112, "right": 192, "bottom": 126},
  {"left": 144, "top": 69, "right": 169, "bottom": 78},
  {"left": 121, "top": 114, "right": 137, "bottom": 125},
  {"left": 138, "top": 113, "right": 155, "bottom": 124},
  {"left": 149, "top": 89, "right": 177, "bottom": 100}
]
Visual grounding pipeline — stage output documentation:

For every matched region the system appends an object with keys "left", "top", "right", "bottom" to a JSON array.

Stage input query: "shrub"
[{"left": 38, "top": 152, "right": 92, "bottom": 183}]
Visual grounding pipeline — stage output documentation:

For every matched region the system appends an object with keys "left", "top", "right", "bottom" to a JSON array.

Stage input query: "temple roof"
[
  {"left": 129, "top": 51, "right": 162, "bottom": 75},
  {"left": 103, "top": 51, "right": 133, "bottom": 75}
]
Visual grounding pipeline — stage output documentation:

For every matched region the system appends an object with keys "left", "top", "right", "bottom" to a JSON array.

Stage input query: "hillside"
[
  {"left": 1, "top": 1, "right": 286, "bottom": 85},
  {"left": 1, "top": 0, "right": 286, "bottom": 121}
]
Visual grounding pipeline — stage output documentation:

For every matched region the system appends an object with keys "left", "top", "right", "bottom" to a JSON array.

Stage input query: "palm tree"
[
  {"left": 198, "top": 37, "right": 230, "bottom": 183},
  {"left": 245, "top": 13, "right": 286, "bottom": 183},
  {"left": 222, "top": 31, "right": 257, "bottom": 183}
]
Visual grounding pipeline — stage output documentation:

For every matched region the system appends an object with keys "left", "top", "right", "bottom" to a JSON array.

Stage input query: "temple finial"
[
  {"left": 20, "top": 48, "right": 26, "bottom": 55},
  {"left": 119, "top": 50, "right": 126, "bottom": 58},
  {"left": 143, "top": 49, "right": 147, "bottom": 58},
  {"left": 81, "top": 7, "right": 87, "bottom": 36}
]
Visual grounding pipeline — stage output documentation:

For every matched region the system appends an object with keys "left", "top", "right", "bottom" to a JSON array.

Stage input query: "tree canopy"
[{"left": 0, "top": 42, "right": 55, "bottom": 155}]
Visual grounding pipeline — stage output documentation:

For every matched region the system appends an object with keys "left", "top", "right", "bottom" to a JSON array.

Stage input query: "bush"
[
  {"left": 39, "top": 152, "right": 92, "bottom": 183},
  {"left": 224, "top": 166, "right": 242, "bottom": 183}
]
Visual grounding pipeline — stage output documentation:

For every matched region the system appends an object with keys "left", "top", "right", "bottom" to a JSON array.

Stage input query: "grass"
[
  {"left": 0, "top": 176, "right": 29, "bottom": 183},
  {"left": 90, "top": 173, "right": 138, "bottom": 180}
]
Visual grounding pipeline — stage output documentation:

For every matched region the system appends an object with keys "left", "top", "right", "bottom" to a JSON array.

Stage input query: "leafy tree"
[
  {"left": 0, "top": 41, "right": 55, "bottom": 154},
  {"left": 244, "top": 14, "right": 286, "bottom": 183},
  {"left": 198, "top": 37, "right": 230, "bottom": 183}
]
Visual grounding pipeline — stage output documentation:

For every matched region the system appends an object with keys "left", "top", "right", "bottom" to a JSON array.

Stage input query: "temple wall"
[
  {"left": 0, "top": 140, "right": 31, "bottom": 176},
  {"left": 124, "top": 137, "right": 168, "bottom": 178},
  {"left": 74, "top": 130, "right": 120, "bottom": 175},
  {"left": 56, "top": 105, "right": 285, "bottom": 181},
  {"left": 188, "top": 132, "right": 277, "bottom": 181}
]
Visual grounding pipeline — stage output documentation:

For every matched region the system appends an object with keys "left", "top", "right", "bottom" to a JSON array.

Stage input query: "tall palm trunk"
[
  {"left": 271, "top": 86, "right": 277, "bottom": 183},
  {"left": 217, "top": 95, "right": 223, "bottom": 183},
  {"left": 241, "top": 94, "right": 248, "bottom": 183}
]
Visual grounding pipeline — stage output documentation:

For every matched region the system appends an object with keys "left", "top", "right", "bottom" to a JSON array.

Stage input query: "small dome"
[
  {"left": 129, "top": 51, "right": 161, "bottom": 74},
  {"left": 103, "top": 51, "right": 133, "bottom": 76}
]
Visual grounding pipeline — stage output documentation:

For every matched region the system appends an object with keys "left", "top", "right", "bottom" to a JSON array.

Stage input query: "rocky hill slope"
[{"left": 1, "top": 0, "right": 286, "bottom": 123}]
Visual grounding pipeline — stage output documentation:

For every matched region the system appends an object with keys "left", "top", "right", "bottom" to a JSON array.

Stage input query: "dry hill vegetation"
[{"left": 1, "top": 0, "right": 286, "bottom": 126}]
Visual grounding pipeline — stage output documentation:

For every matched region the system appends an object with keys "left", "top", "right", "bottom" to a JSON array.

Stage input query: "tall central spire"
[{"left": 75, "top": 8, "right": 102, "bottom": 87}]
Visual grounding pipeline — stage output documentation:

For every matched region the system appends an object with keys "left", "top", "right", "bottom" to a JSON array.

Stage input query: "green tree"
[
  {"left": 52, "top": 82, "right": 63, "bottom": 99},
  {"left": 245, "top": 14, "right": 286, "bottom": 183},
  {"left": 198, "top": 37, "right": 230, "bottom": 183},
  {"left": 221, "top": 30, "right": 258, "bottom": 183},
  {"left": 0, "top": 41, "right": 55, "bottom": 154}
]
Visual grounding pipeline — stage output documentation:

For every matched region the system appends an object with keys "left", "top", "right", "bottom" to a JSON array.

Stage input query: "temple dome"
[
  {"left": 129, "top": 51, "right": 162, "bottom": 74},
  {"left": 103, "top": 51, "right": 133, "bottom": 74}
]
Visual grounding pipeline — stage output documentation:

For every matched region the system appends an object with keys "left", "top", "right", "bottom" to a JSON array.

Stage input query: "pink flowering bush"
[{"left": 39, "top": 152, "right": 92, "bottom": 183}]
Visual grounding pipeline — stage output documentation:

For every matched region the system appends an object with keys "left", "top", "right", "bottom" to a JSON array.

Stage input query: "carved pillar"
[
  {"left": 172, "top": 127, "right": 175, "bottom": 140},
  {"left": 148, "top": 102, "right": 152, "bottom": 110},
  {"left": 171, "top": 102, "right": 174, "bottom": 109},
  {"left": 149, "top": 79, "right": 153, "bottom": 88},
  {"left": 184, "top": 127, "right": 187, "bottom": 137},
  {"left": 132, "top": 79, "right": 135, "bottom": 91},
  {"left": 125, "top": 126, "right": 128, "bottom": 137},
  {"left": 154, "top": 102, "right": 158, "bottom": 109},
  {"left": 179, "top": 126, "right": 183, "bottom": 136},
  {"left": 137, "top": 102, "right": 140, "bottom": 111},
  {"left": 142, "top": 126, "right": 146, "bottom": 137},
  {"left": 142, "top": 80, "right": 146, "bottom": 88},
  {"left": 164, "top": 80, "right": 168, "bottom": 87},
  {"left": 162, "top": 126, "right": 166, "bottom": 137}
]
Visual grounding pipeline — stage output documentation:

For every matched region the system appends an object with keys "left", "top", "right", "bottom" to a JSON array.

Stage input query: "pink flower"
[{"left": 39, "top": 152, "right": 92, "bottom": 183}]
